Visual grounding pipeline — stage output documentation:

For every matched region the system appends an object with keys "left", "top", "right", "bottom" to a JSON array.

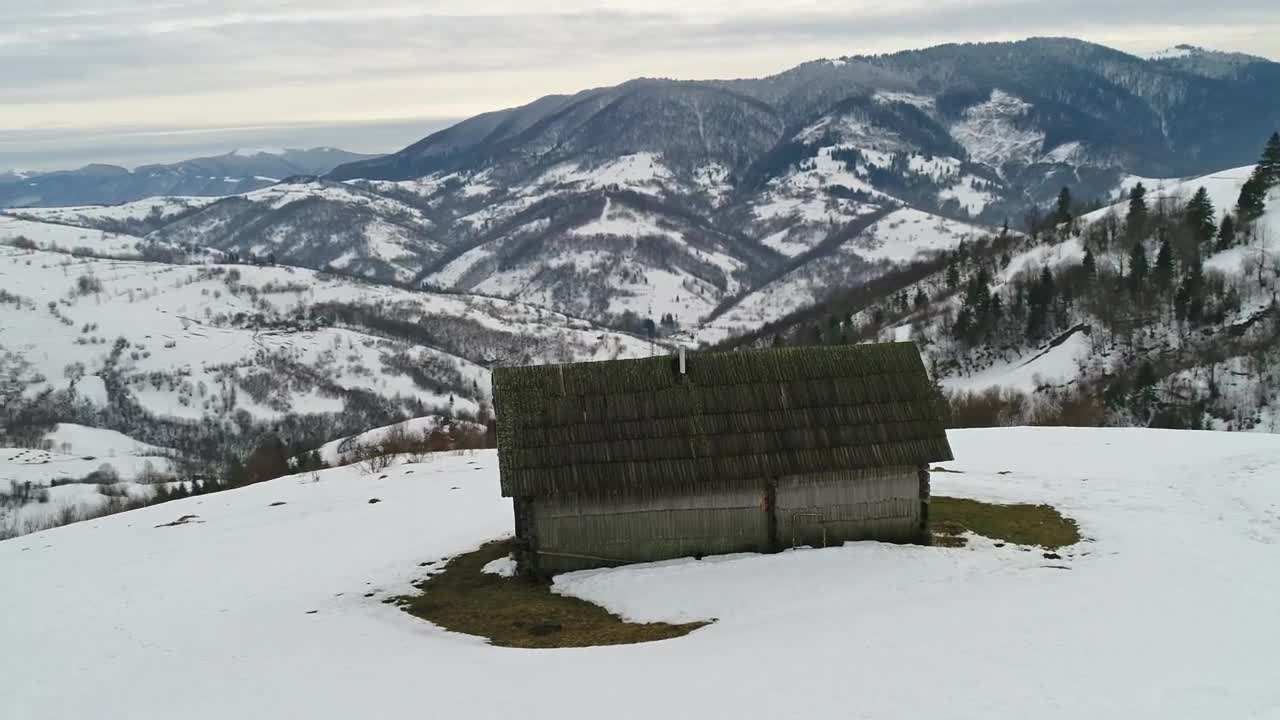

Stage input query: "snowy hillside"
[
  {"left": 150, "top": 180, "right": 447, "bottom": 283},
  {"left": 0, "top": 245, "right": 650, "bottom": 419},
  {"left": 3, "top": 428, "right": 1278, "bottom": 719},
  {"left": 426, "top": 191, "right": 757, "bottom": 325},
  {"left": 11, "top": 196, "right": 221, "bottom": 231},
  {"left": 701, "top": 207, "right": 995, "bottom": 345},
  {"left": 0, "top": 215, "right": 156, "bottom": 258},
  {"left": 721, "top": 159, "right": 1280, "bottom": 433},
  {"left": 945, "top": 165, "right": 1279, "bottom": 396},
  {"left": 0, "top": 424, "right": 177, "bottom": 538},
  {"left": 0, "top": 238, "right": 654, "bottom": 512}
]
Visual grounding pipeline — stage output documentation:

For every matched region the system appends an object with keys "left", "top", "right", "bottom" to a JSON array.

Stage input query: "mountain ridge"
[
  {"left": 0, "top": 147, "right": 380, "bottom": 209},
  {"left": 330, "top": 37, "right": 1280, "bottom": 193}
]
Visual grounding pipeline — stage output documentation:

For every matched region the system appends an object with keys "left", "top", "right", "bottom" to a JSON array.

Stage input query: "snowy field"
[
  {"left": 0, "top": 424, "right": 176, "bottom": 536},
  {"left": 2, "top": 428, "right": 1277, "bottom": 719},
  {"left": 0, "top": 215, "right": 150, "bottom": 257},
  {"left": 13, "top": 196, "right": 221, "bottom": 227},
  {"left": 315, "top": 416, "right": 466, "bottom": 466}
]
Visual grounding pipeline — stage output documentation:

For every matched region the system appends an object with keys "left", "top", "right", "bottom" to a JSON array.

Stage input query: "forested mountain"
[
  {"left": 724, "top": 135, "right": 1280, "bottom": 433},
  {"left": 333, "top": 38, "right": 1280, "bottom": 205}
]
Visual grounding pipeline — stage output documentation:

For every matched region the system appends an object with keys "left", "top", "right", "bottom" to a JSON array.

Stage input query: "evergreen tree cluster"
[{"left": 1236, "top": 132, "right": 1280, "bottom": 222}]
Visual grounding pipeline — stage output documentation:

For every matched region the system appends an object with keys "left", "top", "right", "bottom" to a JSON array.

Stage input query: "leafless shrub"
[
  {"left": 97, "top": 483, "right": 130, "bottom": 498},
  {"left": 944, "top": 384, "right": 1110, "bottom": 428},
  {"left": 351, "top": 443, "right": 395, "bottom": 473}
]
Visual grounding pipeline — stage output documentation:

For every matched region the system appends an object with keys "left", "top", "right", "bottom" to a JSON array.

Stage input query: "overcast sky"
[{"left": 5, "top": 0, "right": 1278, "bottom": 171}]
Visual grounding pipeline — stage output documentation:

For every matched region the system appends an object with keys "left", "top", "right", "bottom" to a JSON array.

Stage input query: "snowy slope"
[
  {"left": 315, "top": 416, "right": 477, "bottom": 467},
  {"left": 12, "top": 197, "right": 221, "bottom": 229},
  {"left": 924, "top": 165, "right": 1279, "bottom": 396},
  {"left": 0, "top": 215, "right": 152, "bottom": 257},
  {"left": 0, "top": 246, "right": 652, "bottom": 425},
  {"left": 701, "top": 208, "right": 993, "bottom": 345},
  {"left": 151, "top": 181, "right": 446, "bottom": 283},
  {"left": 428, "top": 193, "right": 751, "bottom": 325},
  {"left": 0, "top": 424, "right": 176, "bottom": 536},
  {"left": 533, "top": 153, "right": 676, "bottom": 197},
  {"left": 2, "top": 428, "right": 1278, "bottom": 719},
  {"left": 1094, "top": 166, "right": 1259, "bottom": 223},
  {"left": 950, "top": 90, "right": 1044, "bottom": 170},
  {"left": 944, "top": 330, "right": 1092, "bottom": 393},
  {"left": 41, "top": 423, "right": 172, "bottom": 458}
]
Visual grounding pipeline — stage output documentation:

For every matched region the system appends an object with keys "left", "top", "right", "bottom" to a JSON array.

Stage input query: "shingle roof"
[{"left": 492, "top": 343, "right": 953, "bottom": 498}]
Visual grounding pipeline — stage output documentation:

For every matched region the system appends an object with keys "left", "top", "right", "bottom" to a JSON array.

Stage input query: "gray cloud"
[{"left": 5, "top": 0, "right": 1278, "bottom": 170}]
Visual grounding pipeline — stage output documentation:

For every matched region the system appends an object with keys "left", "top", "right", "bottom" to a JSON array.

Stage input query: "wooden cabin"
[{"left": 491, "top": 343, "right": 953, "bottom": 577}]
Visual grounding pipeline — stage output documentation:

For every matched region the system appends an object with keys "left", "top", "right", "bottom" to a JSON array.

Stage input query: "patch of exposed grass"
[
  {"left": 398, "top": 540, "right": 708, "bottom": 649},
  {"left": 931, "top": 496, "right": 1080, "bottom": 550}
]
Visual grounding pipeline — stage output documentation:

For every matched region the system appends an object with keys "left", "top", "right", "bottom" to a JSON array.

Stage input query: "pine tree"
[
  {"left": 1237, "top": 173, "right": 1267, "bottom": 222},
  {"left": 1135, "top": 362, "right": 1157, "bottom": 389},
  {"left": 1056, "top": 187, "right": 1073, "bottom": 225},
  {"left": 1026, "top": 267, "right": 1055, "bottom": 341},
  {"left": 1177, "top": 254, "right": 1206, "bottom": 324},
  {"left": 913, "top": 288, "right": 928, "bottom": 310},
  {"left": 1260, "top": 131, "right": 1280, "bottom": 186},
  {"left": 1132, "top": 363, "right": 1159, "bottom": 418},
  {"left": 246, "top": 434, "right": 290, "bottom": 484},
  {"left": 1082, "top": 247, "right": 1097, "bottom": 277},
  {"left": 224, "top": 458, "right": 249, "bottom": 488},
  {"left": 1040, "top": 266, "right": 1054, "bottom": 300},
  {"left": 1217, "top": 214, "right": 1237, "bottom": 251},
  {"left": 1154, "top": 238, "right": 1173, "bottom": 288},
  {"left": 1185, "top": 250, "right": 1204, "bottom": 294},
  {"left": 1128, "top": 242, "right": 1149, "bottom": 293},
  {"left": 1185, "top": 186, "right": 1216, "bottom": 252},
  {"left": 945, "top": 263, "right": 960, "bottom": 290},
  {"left": 1127, "top": 183, "right": 1149, "bottom": 241}
]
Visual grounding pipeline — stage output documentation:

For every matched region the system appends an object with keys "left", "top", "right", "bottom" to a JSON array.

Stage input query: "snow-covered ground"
[
  {"left": 13, "top": 196, "right": 221, "bottom": 227},
  {"left": 0, "top": 246, "right": 651, "bottom": 427},
  {"left": 853, "top": 208, "right": 986, "bottom": 263},
  {"left": 950, "top": 90, "right": 1045, "bottom": 170},
  {"left": 430, "top": 194, "right": 747, "bottom": 325},
  {"left": 701, "top": 208, "right": 994, "bottom": 345},
  {"left": 1098, "top": 166, "right": 1255, "bottom": 219},
  {"left": 0, "top": 424, "right": 176, "bottom": 536},
  {"left": 38, "top": 423, "right": 171, "bottom": 459},
  {"left": 3, "top": 428, "right": 1277, "bottom": 719},
  {"left": 0, "top": 215, "right": 149, "bottom": 257},
  {"left": 534, "top": 153, "right": 674, "bottom": 196},
  {"left": 315, "top": 416, "right": 469, "bottom": 467},
  {"left": 944, "top": 331, "right": 1092, "bottom": 393}
]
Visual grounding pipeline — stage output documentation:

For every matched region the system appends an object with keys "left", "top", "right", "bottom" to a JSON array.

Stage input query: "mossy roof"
[{"left": 492, "top": 343, "right": 953, "bottom": 498}]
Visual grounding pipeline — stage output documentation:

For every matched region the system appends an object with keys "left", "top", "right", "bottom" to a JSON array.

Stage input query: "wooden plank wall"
[
  {"left": 522, "top": 466, "right": 927, "bottom": 575},
  {"left": 529, "top": 483, "right": 770, "bottom": 575},
  {"left": 775, "top": 466, "right": 923, "bottom": 548}
]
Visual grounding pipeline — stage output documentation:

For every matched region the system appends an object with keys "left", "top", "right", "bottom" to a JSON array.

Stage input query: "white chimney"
[{"left": 679, "top": 346, "right": 686, "bottom": 375}]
